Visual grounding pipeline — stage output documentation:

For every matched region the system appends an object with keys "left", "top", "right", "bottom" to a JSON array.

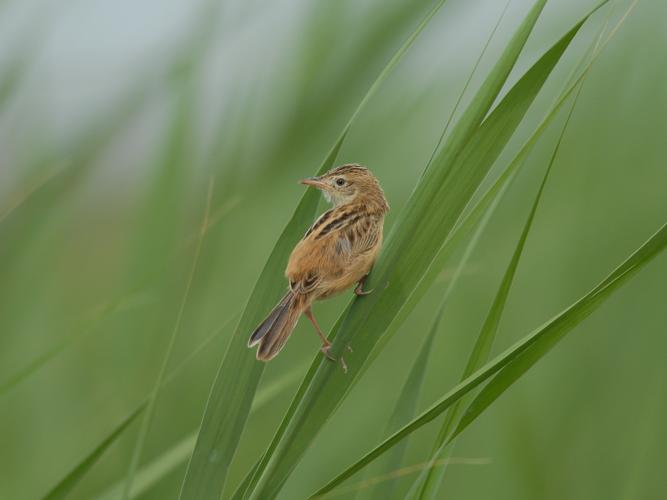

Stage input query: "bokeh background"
[{"left": 1, "top": 0, "right": 666, "bottom": 498}]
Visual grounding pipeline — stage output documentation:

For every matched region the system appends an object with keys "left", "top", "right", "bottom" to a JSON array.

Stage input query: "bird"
[{"left": 247, "top": 164, "right": 389, "bottom": 362}]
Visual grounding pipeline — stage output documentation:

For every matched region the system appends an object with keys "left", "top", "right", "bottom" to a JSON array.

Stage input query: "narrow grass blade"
[
  {"left": 421, "top": 0, "right": 512, "bottom": 174},
  {"left": 42, "top": 310, "right": 238, "bottom": 500},
  {"left": 229, "top": 460, "right": 262, "bottom": 500},
  {"left": 94, "top": 364, "right": 304, "bottom": 500},
  {"left": 413, "top": 84, "right": 581, "bottom": 500},
  {"left": 360, "top": 310, "right": 438, "bottom": 499},
  {"left": 363, "top": 140, "right": 511, "bottom": 499},
  {"left": 43, "top": 312, "right": 239, "bottom": 500},
  {"left": 244, "top": 3, "right": 580, "bottom": 497},
  {"left": 43, "top": 406, "right": 145, "bottom": 500},
  {"left": 410, "top": 4, "right": 627, "bottom": 492},
  {"left": 122, "top": 178, "right": 214, "bottom": 498},
  {"left": 179, "top": 2, "right": 452, "bottom": 498},
  {"left": 313, "top": 457, "right": 490, "bottom": 500},
  {"left": 312, "top": 222, "right": 667, "bottom": 498},
  {"left": 392, "top": 0, "right": 613, "bottom": 354}
]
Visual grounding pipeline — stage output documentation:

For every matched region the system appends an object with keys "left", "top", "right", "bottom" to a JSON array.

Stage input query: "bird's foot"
[
  {"left": 354, "top": 277, "right": 373, "bottom": 296},
  {"left": 320, "top": 343, "right": 336, "bottom": 361}
]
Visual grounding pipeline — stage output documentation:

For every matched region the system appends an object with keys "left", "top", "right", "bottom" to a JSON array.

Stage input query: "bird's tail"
[{"left": 247, "top": 291, "right": 303, "bottom": 361}]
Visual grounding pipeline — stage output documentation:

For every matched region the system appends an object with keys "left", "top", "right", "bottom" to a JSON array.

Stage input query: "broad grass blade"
[
  {"left": 244, "top": 3, "right": 574, "bottom": 498},
  {"left": 178, "top": 2, "right": 453, "bottom": 498},
  {"left": 312, "top": 222, "right": 667, "bottom": 498}
]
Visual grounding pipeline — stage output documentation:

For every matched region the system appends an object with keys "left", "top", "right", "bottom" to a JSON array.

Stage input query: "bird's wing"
[
  {"left": 303, "top": 206, "right": 365, "bottom": 241},
  {"left": 337, "top": 214, "right": 381, "bottom": 257},
  {"left": 303, "top": 208, "right": 334, "bottom": 238}
]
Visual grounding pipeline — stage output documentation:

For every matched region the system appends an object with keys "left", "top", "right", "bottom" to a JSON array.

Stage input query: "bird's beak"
[{"left": 300, "top": 176, "right": 328, "bottom": 189}]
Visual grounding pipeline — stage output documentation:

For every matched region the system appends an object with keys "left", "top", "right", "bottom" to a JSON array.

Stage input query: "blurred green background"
[{"left": 1, "top": 0, "right": 666, "bottom": 498}]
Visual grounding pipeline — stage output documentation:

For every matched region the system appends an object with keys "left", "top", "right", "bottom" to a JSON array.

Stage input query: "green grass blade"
[
  {"left": 451, "top": 229, "right": 659, "bottom": 437},
  {"left": 229, "top": 460, "right": 262, "bottom": 500},
  {"left": 410, "top": 4, "right": 628, "bottom": 490},
  {"left": 178, "top": 2, "right": 453, "bottom": 498},
  {"left": 359, "top": 5, "right": 513, "bottom": 495},
  {"left": 44, "top": 311, "right": 238, "bottom": 500},
  {"left": 244, "top": 3, "right": 587, "bottom": 497},
  {"left": 365, "top": 1, "right": 603, "bottom": 376},
  {"left": 43, "top": 406, "right": 145, "bottom": 500},
  {"left": 361, "top": 309, "right": 439, "bottom": 500},
  {"left": 393, "top": 0, "right": 613, "bottom": 346},
  {"left": 312, "top": 221, "right": 667, "bottom": 498},
  {"left": 421, "top": 0, "right": 512, "bottom": 174},
  {"left": 123, "top": 178, "right": 214, "bottom": 498},
  {"left": 413, "top": 82, "right": 582, "bottom": 500},
  {"left": 94, "top": 364, "right": 304, "bottom": 500},
  {"left": 177, "top": 134, "right": 340, "bottom": 500},
  {"left": 364, "top": 137, "right": 512, "bottom": 499},
  {"left": 232, "top": 2, "right": 522, "bottom": 494}
]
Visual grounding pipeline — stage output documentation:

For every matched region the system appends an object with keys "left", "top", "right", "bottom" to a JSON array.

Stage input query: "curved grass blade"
[
  {"left": 412, "top": 82, "right": 581, "bottom": 500},
  {"left": 363, "top": 141, "right": 512, "bottom": 499},
  {"left": 359, "top": 4, "right": 512, "bottom": 495},
  {"left": 312, "top": 222, "right": 667, "bottom": 498},
  {"left": 178, "top": 2, "right": 454, "bottom": 498},
  {"left": 387, "top": 0, "right": 612, "bottom": 359},
  {"left": 43, "top": 406, "right": 145, "bottom": 500},
  {"left": 244, "top": 3, "right": 583, "bottom": 497},
  {"left": 410, "top": 4, "right": 627, "bottom": 492}
]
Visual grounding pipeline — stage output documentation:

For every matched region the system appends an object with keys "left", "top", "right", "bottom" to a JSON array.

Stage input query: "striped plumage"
[{"left": 248, "top": 164, "right": 389, "bottom": 361}]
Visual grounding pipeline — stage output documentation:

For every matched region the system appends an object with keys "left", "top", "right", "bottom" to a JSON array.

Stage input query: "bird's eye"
[{"left": 335, "top": 178, "right": 346, "bottom": 186}]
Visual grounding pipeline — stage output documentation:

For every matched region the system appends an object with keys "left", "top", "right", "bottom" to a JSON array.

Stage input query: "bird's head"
[{"left": 300, "top": 164, "right": 389, "bottom": 212}]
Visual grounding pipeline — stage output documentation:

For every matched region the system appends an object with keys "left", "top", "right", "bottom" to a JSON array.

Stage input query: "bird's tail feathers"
[{"left": 248, "top": 291, "right": 303, "bottom": 361}]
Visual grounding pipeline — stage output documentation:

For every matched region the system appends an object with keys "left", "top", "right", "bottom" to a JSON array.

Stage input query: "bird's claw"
[
  {"left": 320, "top": 344, "right": 336, "bottom": 361},
  {"left": 354, "top": 285, "right": 374, "bottom": 296},
  {"left": 354, "top": 277, "right": 373, "bottom": 296},
  {"left": 320, "top": 344, "right": 348, "bottom": 373}
]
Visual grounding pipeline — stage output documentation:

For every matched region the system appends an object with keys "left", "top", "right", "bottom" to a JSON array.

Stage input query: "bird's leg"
[
  {"left": 354, "top": 274, "right": 374, "bottom": 296},
  {"left": 304, "top": 307, "right": 335, "bottom": 361}
]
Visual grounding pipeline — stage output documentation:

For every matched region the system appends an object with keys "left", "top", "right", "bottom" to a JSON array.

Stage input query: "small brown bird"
[{"left": 248, "top": 164, "right": 389, "bottom": 362}]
